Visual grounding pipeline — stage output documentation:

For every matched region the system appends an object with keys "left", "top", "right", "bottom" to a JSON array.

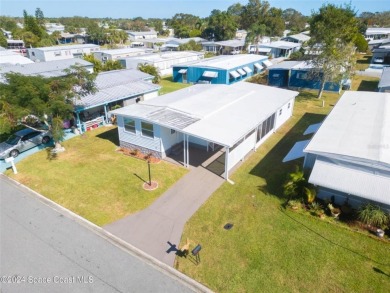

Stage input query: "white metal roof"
[
  {"left": 120, "top": 51, "right": 204, "bottom": 63},
  {"left": 304, "top": 91, "right": 390, "bottom": 166},
  {"left": 282, "top": 33, "right": 310, "bottom": 42},
  {"left": 0, "top": 58, "right": 92, "bottom": 78},
  {"left": 260, "top": 41, "right": 301, "bottom": 50},
  {"left": 0, "top": 51, "right": 34, "bottom": 65},
  {"left": 309, "top": 158, "right": 390, "bottom": 206},
  {"left": 378, "top": 67, "right": 390, "bottom": 88},
  {"left": 112, "top": 83, "right": 298, "bottom": 147},
  {"left": 366, "top": 28, "right": 390, "bottom": 35},
  {"left": 74, "top": 69, "right": 159, "bottom": 109},
  {"left": 96, "top": 48, "right": 149, "bottom": 55},
  {"left": 29, "top": 44, "right": 99, "bottom": 52},
  {"left": 268, "top": 61, "right": 304, "bottom": 70},
  {"left": 180, "top": 54, "right": 268, "bottom": 70},
  {"left": 214, "top": 39, "right": 245, "bottom": 47}
]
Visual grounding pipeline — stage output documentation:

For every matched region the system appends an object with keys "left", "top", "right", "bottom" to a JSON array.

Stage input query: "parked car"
[
  {"left": 373, "top": 57, "right": 384, "bottom": 64},
  {"left": 0, "top": 128, "right": 52, "bottom": 159}
]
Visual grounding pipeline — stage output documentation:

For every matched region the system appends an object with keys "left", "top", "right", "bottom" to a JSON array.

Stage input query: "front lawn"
[
  {"left": 5, "top": 126, "right": 187, "bottom": 226},
  {"left": 159, "top": 75, "right": 191, "bottom": 95},
  {"left": 176, "top": 91, "right": 390, "bottom": 292}
]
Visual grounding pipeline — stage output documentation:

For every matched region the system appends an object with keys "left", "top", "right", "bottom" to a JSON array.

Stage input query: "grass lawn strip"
[
  {"left": 6, "top": 126, "right": 187, "bottom": 226},
  {"left": 177, "top": 90, "right": 390, "bottom": 292}
]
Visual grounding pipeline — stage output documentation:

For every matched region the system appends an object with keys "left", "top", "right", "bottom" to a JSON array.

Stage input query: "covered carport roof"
[{"left": 111, "top": 83, "right": 298, "bottom": 147}]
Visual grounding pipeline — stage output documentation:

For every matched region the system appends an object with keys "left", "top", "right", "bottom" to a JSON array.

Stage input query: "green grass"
[
  {"left": 355, "top": 53, "right": 372, "bottom": 71},
  {"left": 176, "top": 91, "right": 390, "bottom": 292},
  {"left": 5, "top": 126, "right": 187, "bottom": 226},
  {"left": 352, "top": 75, "right": 379, "bottom": 91},
  {"left": 159, "top": 75, "right": 191, "bottom": 95}
]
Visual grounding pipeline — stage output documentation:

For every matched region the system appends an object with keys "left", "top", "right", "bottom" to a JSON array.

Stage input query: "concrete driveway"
[{"left": 104, "top": 162, "right": 225, "bottom": 266}]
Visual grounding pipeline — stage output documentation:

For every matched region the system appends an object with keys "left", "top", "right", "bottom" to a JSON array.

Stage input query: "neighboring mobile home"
[
  {"left": 172, "top": 54, "right": 269, "bottom": 85},
  {"left": 110, "top": 82, "right": 298, "bottom": 180},
  {"left": 378, "top": 67, "right": 390, "bottom": 92},
  {"left": 268, "top": 61, "right": 345, "bottom": 93},
  {"left": 304, "top": 91, "right": 390, "bottom": 211},
  {"left": 27, "top": 44, "right": 100, "bottom": 62},
  {"left": 119, "top": 51, "right": 204, "bottom": 76},
  {"left": 73, "top": 69, "right": 159, "bottom": 132}
]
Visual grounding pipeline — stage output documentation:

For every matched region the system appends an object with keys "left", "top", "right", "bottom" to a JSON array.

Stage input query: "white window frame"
[
  {"left": 124, "top": 118, "right": 136, "bottom": 134},
  {"left": 141, "top": 121, "right": 154, "bottom": 138}
]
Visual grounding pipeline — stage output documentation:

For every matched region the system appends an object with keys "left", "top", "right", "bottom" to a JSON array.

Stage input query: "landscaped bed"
[
  {"left": 176, "top": 90, "right": 390, "bottom": 292},
  {"left": 5, "top": 126, "right": 188, "bottom": 226}
]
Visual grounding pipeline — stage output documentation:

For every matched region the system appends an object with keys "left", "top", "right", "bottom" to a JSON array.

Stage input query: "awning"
[
  {"left": 243, "top": 66, "right": 252, "bottom": 73},
  {"left": 202, "top": 71, "right": 218, "bottom": 78},
  {"left": 262, "top": 60, "right": 273, "bottom": 67},
  {"left": 282, "top": 140, "right": 310, "bottom": 162},
  {"left": 178, "top": 69, "right": 187, "bottom": 74},
  {"left": 303, "top": 123, "right": 322, "bottom": 135},
  {"left": 258, "top": 48, "right": 272, "bottom": 53},
  {"left": 309, "top": 158, "right": 390, "bottom": 206},
  {"left": 254, "top": 63, "right": 264, "bottom": 70},
  {"left": 229, "top": 70, "right": 240, "bottom": 78},
  {"left": 237, "top": 68, "right": 246, "bottom": 75}
]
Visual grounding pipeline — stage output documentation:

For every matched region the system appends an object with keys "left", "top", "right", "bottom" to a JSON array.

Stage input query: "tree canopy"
[
  {"left": 0, "top": 66, "right": 97, "bottom": 147},
  {"left": 137, "top": 63, "right": 161, "bottom": 84},
  {"left": 308, "top": 3, "right": 359, "bottom": 99}
]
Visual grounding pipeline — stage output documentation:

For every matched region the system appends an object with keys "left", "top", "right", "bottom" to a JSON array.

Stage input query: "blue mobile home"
[
  {"left": 268, "top": 61, "right": 342, "bottom": 93},
  {"left": 173, "top": 54, "right": 269, "bottom": 85}
]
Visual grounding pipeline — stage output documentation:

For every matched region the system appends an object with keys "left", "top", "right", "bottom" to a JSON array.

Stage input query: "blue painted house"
[
  {"left": 172, "top": 54, "right": 269, "bottom": 85},
  {"left": 268, "top": 61, "right": 343, "bottom": 92}
]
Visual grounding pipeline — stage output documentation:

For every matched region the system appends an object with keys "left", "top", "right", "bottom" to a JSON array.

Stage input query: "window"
[
  {"left": 272, "top": 74, "right": 280, "bottom": 78},
  {"left": 141, "top": 121, "right": 154, "bottom": 138},
  {"left": 279, "top": 109, "right": 282, "bottom": 116},
  {"left": 256, "top": 113, "right": 276, "bottom": 142},
  {"left": 54, "top": 51, "right": 61, "bottom": 56},
  {"left": 288, "top": 102, "right": 291, "bottom": 109},
  {"left": 124, "top": 118, "right": 136, "bottom": 133},
  {"left": 296, "top": 72, "right": 308, "bottom": 79},
  {"left": 171, "top": 129, "right": 176, "bottom": 134},
  {"left": 31, "top": 52, "right": 35, "bottom": 56}
]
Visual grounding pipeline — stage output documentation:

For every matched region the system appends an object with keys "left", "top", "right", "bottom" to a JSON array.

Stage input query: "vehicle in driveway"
[{"left": 0, "top": 128, "right": 52, "bottom": 159}]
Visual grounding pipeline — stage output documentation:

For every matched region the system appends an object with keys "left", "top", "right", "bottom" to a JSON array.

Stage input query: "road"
[{"left": 0, "top": 175, "right": 210, "bottom": 293}]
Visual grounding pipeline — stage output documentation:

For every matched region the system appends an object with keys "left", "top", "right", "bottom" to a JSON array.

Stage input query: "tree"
[
  {"left": 0, "top": 33, "right": 7, "bottom": 47},
  {"left": 245, "top": 23, "right": 267, "bottom": 54},
  {"left": 354, "top": 33, "right": 368, "bottom": 52},
  {"left": 283, "top": 8, "right": 307, "bottom": 33},
  {"left": 178, "top": 40, "right": 202, "bottom": 51},
  {"left": 35, "top": 8, "right": 45, "bottom": 27},
  {"left": 203, "top": 10, "right": 238, "bottom": 41},
  {"left": 0, "top": 66, "right": 97, "bottom": 151},
  {"left": 137, "top": 63, "right": 160, "bottom": 84},
  {"left": 83, "top": 54, "right": 122, "bottom": 73},
  {"left": 308, "top": 4, "right": 359, "bottom": 99}
]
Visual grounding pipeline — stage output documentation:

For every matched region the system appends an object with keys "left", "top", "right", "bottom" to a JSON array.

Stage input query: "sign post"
[
  {"left": 5, "top": 157, "right": 17, "bottom": 174},
  {"left": 191, "top": 244, "right": 202, "bottom": 265}
]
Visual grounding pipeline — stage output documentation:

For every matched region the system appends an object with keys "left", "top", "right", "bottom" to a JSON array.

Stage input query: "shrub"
[{"left": 358, "top": 203, "right": 389, "bottom": 229}]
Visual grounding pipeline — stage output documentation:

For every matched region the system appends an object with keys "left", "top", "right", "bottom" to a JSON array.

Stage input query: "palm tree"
[
  {"left": 283, "top": 166, "right": 316, "bottom": 203},
  {"left": 245, "top": 23, "right": 267, "bottom": 54}
]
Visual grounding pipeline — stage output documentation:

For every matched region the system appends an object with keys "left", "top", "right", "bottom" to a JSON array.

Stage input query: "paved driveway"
[
  {"left": 104, "top": 165, "right": 224, "bottom": 266},
  {"left": 0, "top": 175, "right": 210, "bottom": 293}
]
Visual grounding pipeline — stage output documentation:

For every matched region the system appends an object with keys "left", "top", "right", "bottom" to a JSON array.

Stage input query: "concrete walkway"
[{"left": 104, "top": 160, "right": 225, "bottom": 266}]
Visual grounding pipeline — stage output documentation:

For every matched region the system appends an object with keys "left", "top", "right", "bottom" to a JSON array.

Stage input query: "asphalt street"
[{"left": 0, "top": 175, "right": 209, "bottom": 293}]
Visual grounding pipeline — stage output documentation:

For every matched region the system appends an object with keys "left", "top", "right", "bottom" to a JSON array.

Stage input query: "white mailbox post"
[{"left": 5, "top": 157, "right": 17, "bottom": 174}]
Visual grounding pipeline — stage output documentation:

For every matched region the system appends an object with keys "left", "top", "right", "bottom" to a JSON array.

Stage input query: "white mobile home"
[
  {"left": 119, "top": 51, "right": 204, "bottom": 76},
  {"left": 27, "top": 44, "right": 100, "bottom": 62},
  {"left": 304, "top": 91, "right": 390, "bottom": 211},
  {"left": 111, "top": 83, "right": 298, "bottom": 180},
  {"left": 93, "top": 48, "right": 152, "bottom": 63}
]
